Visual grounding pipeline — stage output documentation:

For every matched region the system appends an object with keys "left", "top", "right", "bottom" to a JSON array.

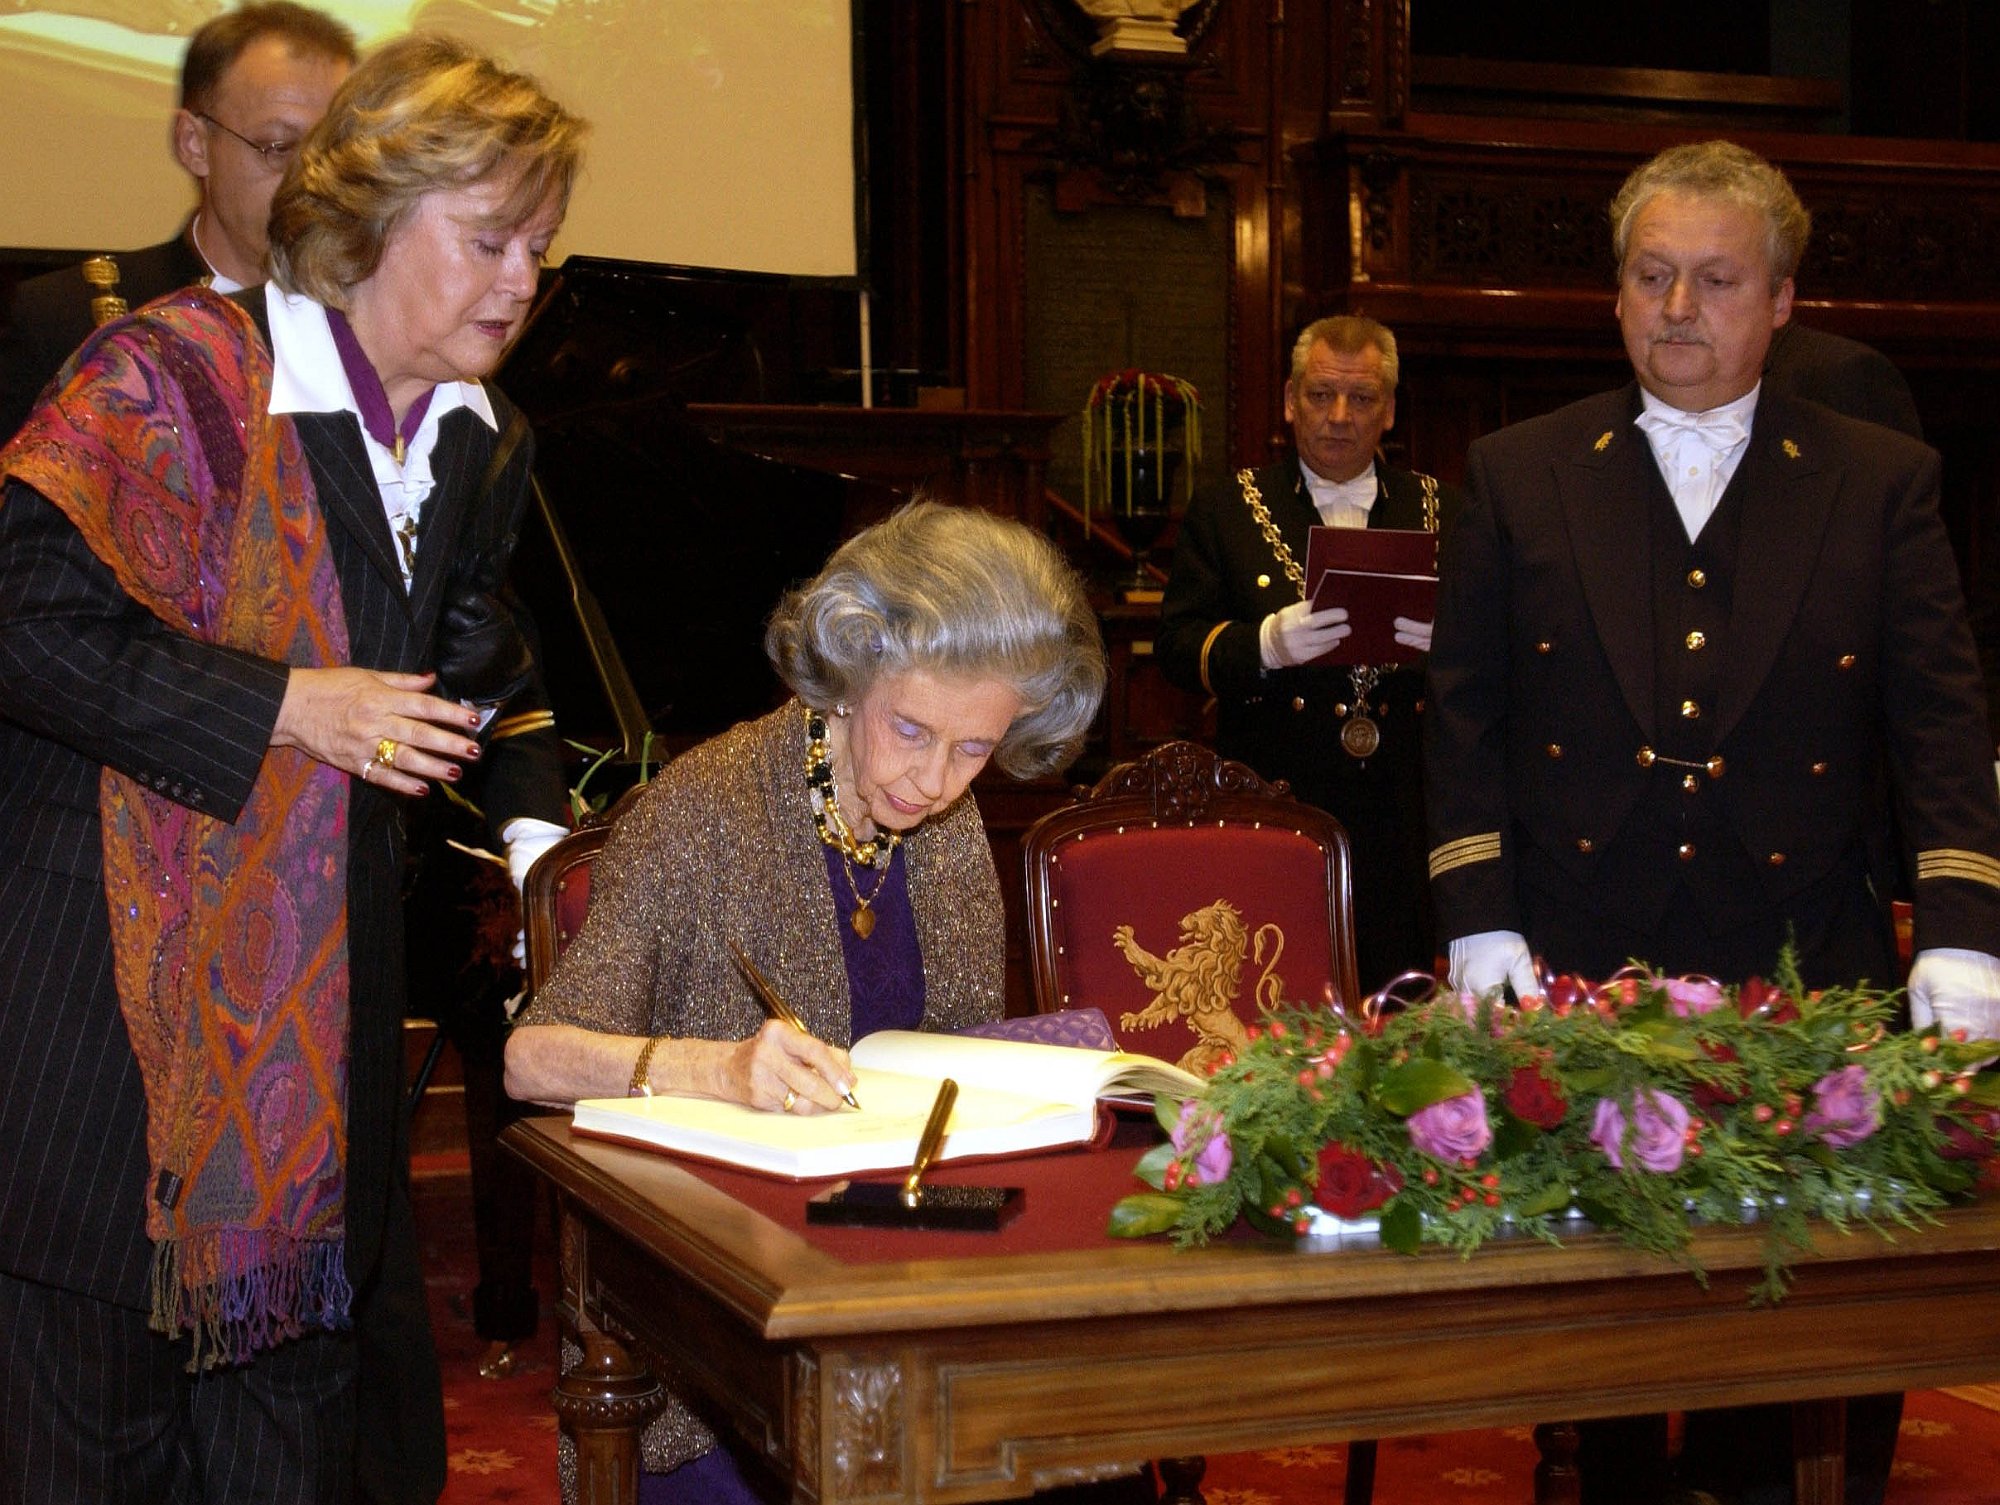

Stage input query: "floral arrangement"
[
  {"left": 1108, "top": 955, "right": 2000, "bottom": 1302},
  {"left": 1081, "top": 369, "right": 1202, "bottom": 532}
]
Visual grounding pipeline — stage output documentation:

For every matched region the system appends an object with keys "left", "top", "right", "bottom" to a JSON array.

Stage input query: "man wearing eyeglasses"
[
  {"left": 1159, "top": 315, "right": 1463, "bottom": 993},
  {"left": 0, "top": 2, "right": 355, "bottom": 439}
]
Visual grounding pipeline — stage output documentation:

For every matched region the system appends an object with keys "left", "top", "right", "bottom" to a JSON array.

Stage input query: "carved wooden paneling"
[{"left": 829, "top": 1356, "right": 906, "bottom": 1497}]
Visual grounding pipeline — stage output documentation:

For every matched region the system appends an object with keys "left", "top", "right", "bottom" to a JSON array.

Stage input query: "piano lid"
[{"left": 499, "top": 258, "right": 870, "bottom": 751}]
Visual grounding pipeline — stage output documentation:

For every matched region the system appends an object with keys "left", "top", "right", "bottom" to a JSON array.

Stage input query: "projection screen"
[{"left": 0, "top": 0, "right": 859, "bottom": 279}]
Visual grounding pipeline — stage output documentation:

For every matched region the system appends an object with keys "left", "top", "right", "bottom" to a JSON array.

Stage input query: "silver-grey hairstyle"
[
  {"left": 1289, "top": 315, "right": 1399, "bottom": 389},
  {"left": 1609, "top": 139, "right": 1810, "bottom": 290},
  {"left": 765, "top": 501, "right": 1107, "bottom": 779}
]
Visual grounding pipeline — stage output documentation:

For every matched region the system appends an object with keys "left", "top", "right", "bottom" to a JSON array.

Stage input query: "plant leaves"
[
  {"left": 1131, "top": 1141, "right": 1176, "bottom": 1190},
  {"left": 1379, "top": 1198, "right": 1422, "bottom": 1253},
  {"left": 1374, "top": 1058, "right": 1476, "bottom": 1116},
  {"left": 1106, "top": 1193, "right": 1186, "bottom": 1239},
  {"left": 1513, "top": 1180, "right": 1574, "bottom": 1217}
]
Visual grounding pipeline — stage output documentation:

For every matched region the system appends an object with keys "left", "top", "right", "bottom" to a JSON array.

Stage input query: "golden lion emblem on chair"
[{"left": 1112, "top": 900, "right": 1286, "bottom": 1075}]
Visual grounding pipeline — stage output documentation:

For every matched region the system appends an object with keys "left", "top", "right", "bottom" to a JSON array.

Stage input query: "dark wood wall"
[{"left": 851, "top": 0, "right": 2000, "bottom": 753}]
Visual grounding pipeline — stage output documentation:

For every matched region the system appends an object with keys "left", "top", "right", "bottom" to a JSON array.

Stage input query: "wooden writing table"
[{"left": 506, "top": 1115, "right": 2000, "bottom": 1505}]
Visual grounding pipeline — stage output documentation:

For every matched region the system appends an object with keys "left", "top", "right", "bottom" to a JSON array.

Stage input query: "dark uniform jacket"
[
  {"left": 1425, "top": 383, "right": 2000, "bottom": 984},
  {"left": 1159, "top": 456, "right": 1463, "bottom": 990},
  {"left": 0, "top": 233, "right": 210, "bottom": 441}
]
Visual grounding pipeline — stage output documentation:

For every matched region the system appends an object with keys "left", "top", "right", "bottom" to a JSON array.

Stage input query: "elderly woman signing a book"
[{"left": 504, "top": 499, "right": 1105, "bottom": 1502}]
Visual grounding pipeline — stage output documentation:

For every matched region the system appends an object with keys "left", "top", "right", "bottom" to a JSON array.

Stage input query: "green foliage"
[{"left": 1107, "top": 952, "right": 2000, "bottom": 1302}]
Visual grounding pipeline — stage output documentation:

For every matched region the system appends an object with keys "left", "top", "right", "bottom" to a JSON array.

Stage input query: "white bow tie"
[{"left": 1634, "top": 406, "right": 1748, "bottom": 453}]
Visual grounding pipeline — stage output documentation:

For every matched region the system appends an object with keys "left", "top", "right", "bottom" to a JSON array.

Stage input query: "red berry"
[
  {"left": 1423, "top": 1168, "right": 1439, "bottom": 1186},
  {"left": 1484, "top": 1192, "right": 1503, "bottom": 1207}
]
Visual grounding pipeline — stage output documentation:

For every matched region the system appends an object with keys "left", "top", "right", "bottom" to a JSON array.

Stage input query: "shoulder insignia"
[
  {"left": 1782, "top": 439, "right": 1801, "bottom": 460},
  {"left": 1593, "top": 431, "right": 1613, "bottom": 452}
]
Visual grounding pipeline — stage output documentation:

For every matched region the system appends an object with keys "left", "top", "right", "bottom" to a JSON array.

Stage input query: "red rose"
[
  {"left": 1546, "top": 975, "right": 1590, "bottom": 1012},
  {"left": 1503, "top": 1063, "right": 1569, "bottom": 1129},
  {"left": 1691, "top": 1041, "right": 1745, "bottom": 1111},
  {"left": 1315, "top": 1142, "right": 1403, "bottom": 1219},
  {"left": 1939, "top": 1110, "right": 2000, "bottom": 1161},
  {"left": 1737, "top": 976, "right": 1800, "bottom": 1024}
]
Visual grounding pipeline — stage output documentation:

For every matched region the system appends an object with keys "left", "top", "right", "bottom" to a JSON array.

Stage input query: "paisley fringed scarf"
[{"left": 0, "top": 288, "right": 353, "bottom": 1368}]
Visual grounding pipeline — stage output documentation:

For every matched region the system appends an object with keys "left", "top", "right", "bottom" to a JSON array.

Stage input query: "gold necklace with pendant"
[{"left": 834, "top": 847, "right": 896, "bottom": 938}]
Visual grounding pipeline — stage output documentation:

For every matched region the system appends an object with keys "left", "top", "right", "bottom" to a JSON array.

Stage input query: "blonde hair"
[
  {"left": 1290, "top": 315, "right": 1399, "bottom": 389},
  {"left": 268, "top": 33, "right": 587, "bottom": 305},
  {"left": 1609, "top": 140, "right": 1810, "bottom": 290},
  {"left": 765, "top": 501, "right": 1107, "bottom": 780}
]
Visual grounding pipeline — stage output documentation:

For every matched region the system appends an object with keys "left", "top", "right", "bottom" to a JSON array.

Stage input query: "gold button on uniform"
[
  {"left": 1545, "top": 743, "right": 1563, "bottom": 759},
  {"left": 1768, "top": 852, "right": 1786, "bottom": 866},
  {"left": 1536, "top": 640, "right": 1553, "bottom": 654},
  {"left": 1291, "top": 696, "right": 1306, "bottom": 712},
  {"left": 1811, "top": 761, "right": 1828, "bottom": 776},
  {"left": 1685, "top": 631, "right": 1706, "bottom": 650},
  {"left": 1576, "top": 838, "right": 1594, "bottom": 853},
  {"left": 1678, "top": 843, "right": 1696, "bottom": 861},
  {"left": 1687, "top": 569, "right": 1707, "bottom": 588},
  {"left": 1681, "top": 700, "right": 1701, "bottom": 720},
  {"left": 1637, "top": 747, "right": 1656, "bottom": 767},
  {"left": 1256, "top": 573, "right": 1271, "bottom": 589},
  {"left": 1838, "top": 654, "right": 1856, "bottom": 669},
  {"left": 1682, "top": 774, "right": 1699, "bottom": 792}
]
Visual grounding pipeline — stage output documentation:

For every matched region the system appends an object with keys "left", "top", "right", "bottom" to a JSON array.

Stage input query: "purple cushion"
[{"left": 958, "top": 1007, "right": 1116, "bottom": 1052}]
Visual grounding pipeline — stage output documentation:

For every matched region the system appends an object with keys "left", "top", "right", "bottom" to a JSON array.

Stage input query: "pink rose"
[
  {"left": 1664, "top": 977, "right": 1725, "bottom": 1017},
  {"left": 1801, "top": 1065, "right": 1880, "bottom": 1149},
  {"left": 1591, "top": 1089, "right": 1690, "bottom": 1173},
  {"left": 1408, "top": 1091, "right": 1493, "bottom": 1161},
  {"left": 1171, "top": 1100, "right": 1233, "bottom": 1186}
]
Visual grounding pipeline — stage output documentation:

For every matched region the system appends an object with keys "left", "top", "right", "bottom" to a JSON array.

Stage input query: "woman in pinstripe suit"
[{"left": 0, "top": 34, "right": 583, "bottom": 1505}]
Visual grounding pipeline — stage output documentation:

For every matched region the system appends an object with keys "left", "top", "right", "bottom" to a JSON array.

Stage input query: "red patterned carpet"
[{"left": 414, "top": 1163, "right": 2000, "bottom": 1504}]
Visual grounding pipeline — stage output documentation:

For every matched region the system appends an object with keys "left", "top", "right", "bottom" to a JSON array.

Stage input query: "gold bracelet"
[{"left": 628, "top": 1035, "right": 664, "bottom": 1097}]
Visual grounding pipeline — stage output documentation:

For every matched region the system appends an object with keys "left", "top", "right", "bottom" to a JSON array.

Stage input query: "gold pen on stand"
[
  {"left": 726, "top": 940, "right": 863, "bottom": 1110},
  {"left": 901, "top": 1078, "right": 958, "bottom": 1208}
]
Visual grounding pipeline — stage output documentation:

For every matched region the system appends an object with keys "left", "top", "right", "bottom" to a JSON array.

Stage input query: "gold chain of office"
[{"left": 1235, "top": 466, "right": 1440, "bottom": 760}]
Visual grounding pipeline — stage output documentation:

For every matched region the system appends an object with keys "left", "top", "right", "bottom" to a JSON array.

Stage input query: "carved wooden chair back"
[{"left": 1021, "top": 741, "right": 1361, "bottom": 1073}]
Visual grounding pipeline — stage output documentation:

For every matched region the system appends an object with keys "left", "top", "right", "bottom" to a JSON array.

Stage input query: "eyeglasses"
[{"left": 196, "top": 111, "right": 300, "bottom": 169}]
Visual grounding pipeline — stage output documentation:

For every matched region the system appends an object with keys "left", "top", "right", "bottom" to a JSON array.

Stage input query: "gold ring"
[
  {"left": 782, "top": 1088, "right": 797, "bottom": 1113},
  {"left": 376, "top": 737, "right": 399, "bottom": 768},
  {"left": 360, "top": 757, "right": 378, "bottom": 782}
]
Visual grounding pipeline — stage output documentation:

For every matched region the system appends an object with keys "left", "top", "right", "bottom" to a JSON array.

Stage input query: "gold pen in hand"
[{"left": 726, "top": 940, "right": 862, "bottom": 1110}]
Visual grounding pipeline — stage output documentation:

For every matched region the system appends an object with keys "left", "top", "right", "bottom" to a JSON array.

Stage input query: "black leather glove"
[{"left": 434, "top": 586, "right": 533, "bottom": 709}]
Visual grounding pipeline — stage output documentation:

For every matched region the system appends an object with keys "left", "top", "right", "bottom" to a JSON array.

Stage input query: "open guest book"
[
  {"left": 569, "top": 1029, "right": 1203, "bottom": 1180},
  {"left": 1303, "top": 525, "right": 1439, "bottom": 665}
]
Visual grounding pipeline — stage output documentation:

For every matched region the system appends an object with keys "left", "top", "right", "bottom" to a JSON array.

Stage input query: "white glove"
[
  {"left": 1908, "top": 947, "right": 2000, "bottom": 1049},
  {"left": 501, "top": 817, "right": 568, "bottom": 894},
  {"left": 1448, "top": 929, "right": 1541, "bottom": 1004},
  {"left": 1392, "top": 615, "right": 1433, "bottom": 653},
  {"left": 501, "top": 817, "right": 568, "bottom": 969},
  {"left": 1259, "top": 600, "right": 1351, "bottom": 669}
]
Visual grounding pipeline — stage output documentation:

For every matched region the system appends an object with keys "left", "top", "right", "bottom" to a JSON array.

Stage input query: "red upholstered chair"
[
  {"left": 523, "top": 783, "right": 650, "bottom": 993},
  {"left": 1022, "top": 740, "right": 1375, "bottom": 1505},
  {"left": 1024, "top": 740, "right": 1362, "bottom": 1064}
]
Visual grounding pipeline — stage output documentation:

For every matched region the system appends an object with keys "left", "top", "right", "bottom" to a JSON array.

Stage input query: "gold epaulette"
[
  {"left": 81, "top": 255, "right": 127, "bottom": 328},
  {"left": 1428, "top": 832, "right": 1502, "bottom": 880}
]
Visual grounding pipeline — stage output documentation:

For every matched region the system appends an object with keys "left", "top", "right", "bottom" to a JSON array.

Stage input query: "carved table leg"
[
  {"left": 1155, "top": 1455, "right": 1206, "bottom": 1504},
  {"left": 1792, "top": 1397, "right": 1847, "bottom": 1505},
  {"left": 553, "top": 1330, "right": 666, "bottom": 1505},
  {"left": 1532, "top": 1420, "right": 1582, "bottom": 1505}
]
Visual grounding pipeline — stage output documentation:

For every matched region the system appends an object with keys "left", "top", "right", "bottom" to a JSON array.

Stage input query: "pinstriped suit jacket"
[{"left": 0, "top": 301, "right": 563, "bottom": 1311}]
